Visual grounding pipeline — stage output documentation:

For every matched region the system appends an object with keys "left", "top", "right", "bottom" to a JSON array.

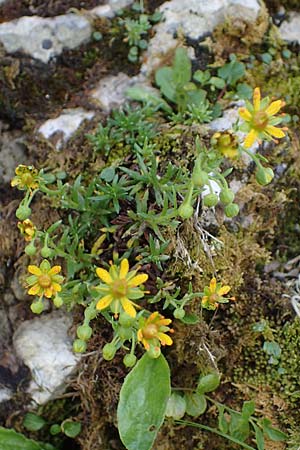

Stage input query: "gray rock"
[
  {"left": 0, "top": 127, "right": 26, "bottom": 184},
  {"left": 0, "top": 14, "right": 92, "bottom": 63},
  {"left": 91, "top": 73, "right": 146, "bottom": 111},
  {"left": 0, "top": 307, "right": 11, "bottom": 349},
  {"left": 13, "top": 311, "right": 80, "bottom": 405},
  {"left": 141, "top": 0, "right": 261, "bottom": 75},
  {"left": 38, "top": 108, "right": 94, "bottom": 149},
  {"left": 279, "top": 12, "right": 300, "bottom": 43},
  {"left": 0, "top": 388, "right": 12, "bottom": 403}
]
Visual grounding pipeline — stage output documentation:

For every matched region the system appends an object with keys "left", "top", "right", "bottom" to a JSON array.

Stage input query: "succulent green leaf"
[
  {"left": 117, "top": 353, "right": 171, "bottom": 450},
  {"left": 0, "top": 427, "right": 57, "bottom": 450},
  {"left": 23, "top": 413, "right": 46, "bottom": 432},
  {"left": 185, "top": 393, "right": 207, "bottom": 417},
  {"left": 165, "top": 393, "right": 186, "bottom": 420}
]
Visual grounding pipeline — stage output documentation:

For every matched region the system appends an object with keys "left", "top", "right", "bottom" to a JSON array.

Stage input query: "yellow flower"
[
  {"left": 239, "top": 87, "right": 287, "bottom": 148},
  {"left": 11, "top": 165, "right": 40, "bottom": 190},
  {"left": 137, "top": 311, "right": 173, "bottom": 351},
  {"left": 18, "top": 219, "right": 36, "bottom": 241},
  {"left": 27, "top": 259, "right": 64, "bottom": 299},
  {"left": 202, "top": 278, "right": 235, "bottom": 310},
  {"left": 95, "top": 258, "right": 148, "bottom": 318},
  {"left": 211, "top": 131, "right": 239, "bottom": 158}
]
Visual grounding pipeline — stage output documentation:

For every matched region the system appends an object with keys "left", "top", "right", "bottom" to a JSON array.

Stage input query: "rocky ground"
[{"left": 1, "top": 0, "right": 300, "bottom": 449}]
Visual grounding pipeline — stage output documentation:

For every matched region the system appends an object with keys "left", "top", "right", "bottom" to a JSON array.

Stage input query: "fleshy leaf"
[{"left": 117, "top": 353, "right": 170, "bottom": 450}]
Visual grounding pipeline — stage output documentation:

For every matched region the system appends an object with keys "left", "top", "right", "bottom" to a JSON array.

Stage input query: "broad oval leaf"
[
  {"left": 165, "top": 393, "right": 186, "bottom": 420},
  {"left": 117, "top": 353, "right": 171, "bottom": 450},
  {"left": 185, "top": 393, "right": 207, "bottom": 417},
  {"left": 0, "top": 427, "right": 57, "bottom": 450},
  {"left": 23, "top": 413, "right": 46, "bottom": 432}
]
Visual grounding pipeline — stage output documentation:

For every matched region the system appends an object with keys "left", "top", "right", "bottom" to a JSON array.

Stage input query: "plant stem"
[{"left": 174, "top": 420, "right": 256, "bottom": 450}]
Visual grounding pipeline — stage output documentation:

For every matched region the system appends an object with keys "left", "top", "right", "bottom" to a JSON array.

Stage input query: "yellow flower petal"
[
  {"left": 28, "top": 265, "right": 42, "bottom": 276},
  {"left": 48, "top": 266, "right": 61, "bottom": 275},
  {"left": 202, "top": 296, "right": 209, "bottom": 304},
  {"left": 142, "top": 339, "right": 150, "bottom": 350},
  {"left": 238, "top": 107, "right": 252, "bottom": 121},
  {"left": 158, "top": 332, "right": 173, "bottom": 346},
  {"left": 265, "top": 100, "right": 283, "bottom": 116},
  {"left": 52, "top": 283, "right": 62, "bottom": 293},
  {"left": 253, "top": 87, "right": 261, "bottom": 111},
  {"left": 28, "top": 284, "right": 41, "bottom": 295},
  {"left": 119, "top": 258, "right": 129, "bottom": 279},
  {"left": 158, "top": 318, "right": 172, "bottom": 326},
  {"left": 96, "top": 268, "right": 113, "bottom": 284},
  {"left": 209, "top": 278, "right": 217, "bottom": 293},
  {"left": 128, "top": 274, "right": 148, "bottom": 287},
  {"left": 218, "top": 285, "right": 231, "bottom": 296},
  {"left": 265, "top": 125, "right": 286, "bottom": 139},
  {"left": 44, "top": 288, "right": 53, "bottom": 298},
  {"left": 96, "top": 294, "right": 113, "bottom": 310},
  {"left": 244, "top": 129, "right": 258, "bottom": 148},
  {"left": 120, "top": 297, "right": 137, "bottom": 317},
  {"left": 137, "top": 329, "right": 143, "bottom": 342}
]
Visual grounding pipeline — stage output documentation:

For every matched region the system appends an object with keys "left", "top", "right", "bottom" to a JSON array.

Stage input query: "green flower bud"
[
  {"left": 16, "top": 205, "right": 32, "bottom": 220},
  {"left": 147, "top": 345, "right": 161, "bottom": 359},
  {"left": 77, "top": 324, "right": 93, "bottom": 341},
  {"left": 118, "top": 326, "right": 132, "bottom": 341},
  {"left": 192, "top": 168, "right": 209, "bottom": 187},
  {"left": 203, "top": 193, "right": 218, "bottom": 207},
  {"left": 53, "top": 295, "right": 63, "bottom": 308},
  {"left": 173, "top": 308, "right": 185, "bottom": 319},
  {"left": 197, "top": 372, "right": 220, "bottom": 394},
  {"left": 41, "top": 245, "right": 54, "bottom": 258},
  {"left": 102, "top": 343, "right": 117, "bottom": 361},
  {"left": 220, "top": 189, "right": 235, "bottom": 205},
  {"left": 73, "top": 339, "right": 87, "bottom": 353},
  {"left": 178, "top": 203, "right": 194, "bottom": 219},
  {"left": 119, "top": 312, "right": 135, "bottom": 328},
  {"left": 31, "top": 300, "right": 44, "bottom": 314},
  {"left": 25, "top": 241, "right": 37, "bottom": 256},
  {"left": 123, "top": 354, "right": 137, "bottom": 368},
  {"left": 224, "top": 203, "right": 239, "bottom": 218},
  {"left": 255, "top": 167, "right": 274, "bottom": 186}
]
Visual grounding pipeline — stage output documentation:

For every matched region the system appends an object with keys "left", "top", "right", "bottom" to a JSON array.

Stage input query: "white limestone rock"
[
  {"left": 38, "top": 108, "right": 94, "bottom": 149},
  {"left": 0, "top": 388, "right": 12, "bottom": 403},
  {"left": 279, "top": 12, "right": 300, "bottom": 43},
  {"left": 141, "top": 0, "right": 261, "bottom": 75},
  {"left": 0, "top": 14, "right": 92, "bottom": 63},
  {"left": 13, "top": 311, "right": 80, "bottom": 405},
  {"left": 90, "top": 73, "right": 152, "bottom": 111}
]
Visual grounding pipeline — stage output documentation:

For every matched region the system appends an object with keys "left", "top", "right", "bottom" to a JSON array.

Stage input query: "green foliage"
[
  {"left": 0, "top": 427, "right": 57, "bottom": 450},
  {"left": 117, "top": 353, "right": 171, "bottom": 450}
]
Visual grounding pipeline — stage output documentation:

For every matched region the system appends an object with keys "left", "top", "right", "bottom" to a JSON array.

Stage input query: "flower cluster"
[
  {"left": 11, "top": 165, "right": 40, "bottom": 191},
  {"left": 95, "top": 258, "right": 148, "bottom": 317},
  {"left": 137, "top": 311, "right": 173, "bottom": 357},
  {"left": 27, "top": 259, "right": 64, "bottom": 299},
  {"left": 18, "top": 219, "right": 36, "bottom": 241},
  {"left": 202, "top": 278, "right": 235, "bottom": 310},
  {"left": 239, "top": 87, "right": 286, "bottom": 148}
]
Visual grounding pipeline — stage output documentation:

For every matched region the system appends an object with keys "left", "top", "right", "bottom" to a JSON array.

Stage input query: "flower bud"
[
  {"left": 77, "top": 324, "right": 93, "bottom": 341},
  {"left": 41, "top": 245, "right": 54, "bottom": 258},
  {"left": 53, "top": 295, "right": 63, "bottom": 308},
  {"left": 102, "top": 343, "right": 117, "bottom": 361},
  {"left": 220, "top": 189, "right": 235, "bottom": 205},
  {"left": 25, "top": 241, "right": 37, "bottom": 256},
  {"left": 192, "top": 168, "right": 209, "bottom": 187},
  {"left": 123, "top": 354, "right": 137, "bottom": 368},
  {"left": 255, "top": 167, "right": 274, "bottom": 186},
  {"left": 173, "top": 308, "right": 185, "bottom": 319},
  {"left": 224, "top": 203, "right": 239, "bottom": 218},
  {"left": 147, "top": 345, "right": 161, "bottom": 359},
  {"left": 203, "top": 193, "right": 218, "bottom": 207},
  {"left": 119, "top": 312, "right": 135, "bottom": 328},
  {"left": 118, "top": 326, "right": 132, "bottom": 341},
  {"left": 16, "top": 205, "right": 32, "bottom": 221},
  {"left": 178, "top": 203, "right": 193, "bottom": 219},
  {"left": 31, "top": 300, "right": 44, "bottom": 314},
  {"left": 73, "top": 339, "right": 87, "bottom": 353}
]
